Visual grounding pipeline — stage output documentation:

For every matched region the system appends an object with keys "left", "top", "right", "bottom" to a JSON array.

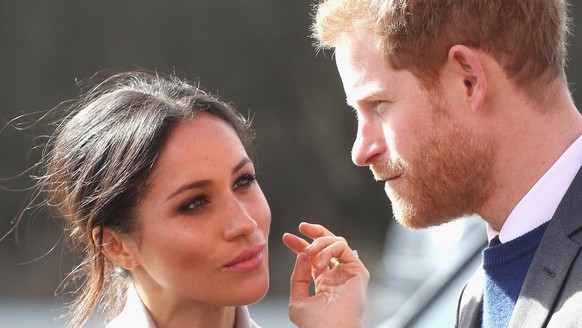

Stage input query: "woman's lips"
[{"left": 223, "top": 244, "right": 265, "bottom": 272}]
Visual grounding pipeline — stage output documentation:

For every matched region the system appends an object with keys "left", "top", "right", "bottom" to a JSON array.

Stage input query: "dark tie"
[{"left": 489, "top": 235, "right": 501, "bottom": 247}]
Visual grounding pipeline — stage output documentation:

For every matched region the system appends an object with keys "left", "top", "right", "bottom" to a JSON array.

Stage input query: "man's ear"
[
  {"left": 92, "top": 226, "right": 138, "bottom": 270},
  {"left": 447, "top": 44, "right": 487, "bottom": 112}
]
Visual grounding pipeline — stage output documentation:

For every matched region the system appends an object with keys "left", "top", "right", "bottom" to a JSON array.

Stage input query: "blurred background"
[{"left": 1, "top": 1, "right": 581, "bottom": 327}]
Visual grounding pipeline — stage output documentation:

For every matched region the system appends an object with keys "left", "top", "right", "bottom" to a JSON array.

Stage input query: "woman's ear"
[
  {"left": 447, "top": 44, "right": 487, "bottom": 112},
  {"left": 92, "top": 226, "right": 138, "bottom": 270}
]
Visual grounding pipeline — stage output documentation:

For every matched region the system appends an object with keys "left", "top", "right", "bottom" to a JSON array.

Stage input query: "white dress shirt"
[{"left": 487, "top": 134, "right": 582, "bottom": 243}]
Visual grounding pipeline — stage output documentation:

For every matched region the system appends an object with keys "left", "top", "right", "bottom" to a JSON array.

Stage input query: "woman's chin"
[{"left": 230, "top": 274, "right": 270, "bottom": 306}]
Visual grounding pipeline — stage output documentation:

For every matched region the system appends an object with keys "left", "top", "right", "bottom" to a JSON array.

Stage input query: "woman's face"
[{"left": 127, "top": 113, "right": 271, "bottom": 307}]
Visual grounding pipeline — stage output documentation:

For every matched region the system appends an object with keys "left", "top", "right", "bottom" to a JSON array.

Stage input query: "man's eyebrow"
[{"left": 346, "top": 88, "right": 390, "bottom": 108}]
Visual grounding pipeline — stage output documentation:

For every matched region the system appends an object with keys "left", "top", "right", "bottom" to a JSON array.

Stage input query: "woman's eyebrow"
[
  {"left": 165, "top": 179, "right": 212, "bottom": 202},
  {"left": 165, "top": 157, "right": 252, "bottom": 202},
  {"left": 233, "top": 157, "right": 252, "bottom": 174}
]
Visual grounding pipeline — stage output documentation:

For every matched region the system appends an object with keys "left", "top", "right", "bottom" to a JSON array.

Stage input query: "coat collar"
[{"left": 106, "top": 287, "right": 261, "bottom": 328}]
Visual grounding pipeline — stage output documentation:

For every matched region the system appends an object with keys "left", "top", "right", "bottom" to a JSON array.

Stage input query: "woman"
[
  {"left": 25, "top": 71, "right": 369, "bottom": 328},
  {"left": 31, "top": 71, "right": 269, "bottom": 328}
]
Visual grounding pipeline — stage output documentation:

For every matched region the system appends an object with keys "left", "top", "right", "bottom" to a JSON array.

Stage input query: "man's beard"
[{"left": 371, "top": 106, "right": 494, "bottom": 229}]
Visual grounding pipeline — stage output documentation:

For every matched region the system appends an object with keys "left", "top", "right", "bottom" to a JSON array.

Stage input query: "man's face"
[{"left": 335, "top": 29, "right": 493, "bottom": 228}]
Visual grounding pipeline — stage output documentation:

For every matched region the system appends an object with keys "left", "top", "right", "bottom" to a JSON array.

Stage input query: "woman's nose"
[{"left": 223, "top": 197, "right": 258, "bottom": 241}]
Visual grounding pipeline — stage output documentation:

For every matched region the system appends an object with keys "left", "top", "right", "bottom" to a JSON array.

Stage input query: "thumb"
[{"left": 289, "top": 252, "right": 312, "bottom": 305}]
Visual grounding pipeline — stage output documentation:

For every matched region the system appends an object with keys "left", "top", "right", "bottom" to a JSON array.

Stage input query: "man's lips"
[
  {"left": 385, "top": 174, "right": 401, "bottom": 181},
  {"left": 375, "top": 174, "right": 401, "bottom": 182},
  {"left": 371, "top": 166, "right": 402, "bottom": 182},
  {"left": 382, "top": 174, "right": 402, "bottom": 189},
  {"left": 223, "top": 244, "right": 265, "bottom": 272}
]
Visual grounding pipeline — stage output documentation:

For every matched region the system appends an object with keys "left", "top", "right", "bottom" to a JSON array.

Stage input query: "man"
[{"left": 287, "top": 0, "right": 582, "bottom": 327}]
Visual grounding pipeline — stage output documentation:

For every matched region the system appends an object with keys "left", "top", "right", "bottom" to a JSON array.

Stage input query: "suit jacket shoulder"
[
  {"left": 457, "top": 165, "right": 582, "bottom": 328},
  {"left": 508, "top": 165, "right": 582, "bottom": 328}
]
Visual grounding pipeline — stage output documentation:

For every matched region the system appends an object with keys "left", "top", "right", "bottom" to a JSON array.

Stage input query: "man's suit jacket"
[{"left": 456, "top": 166, "right": 582, "bottom": 328}]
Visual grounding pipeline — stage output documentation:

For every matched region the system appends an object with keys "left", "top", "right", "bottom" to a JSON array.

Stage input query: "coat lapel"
[
  {"left": 456, "top": 266, "right": 484, "bottom": 328},
  {"left": 507, "top": 166, "right": 582, "bottom": 328}
]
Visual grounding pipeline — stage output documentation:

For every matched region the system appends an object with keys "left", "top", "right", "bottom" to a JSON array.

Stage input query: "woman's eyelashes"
[
  {"left": 177, "top": 173, "right": 256, "bottom": 213},
  {"left": 234, "top": 173, "right": 257, "bottom": 190},
  {"left": 179, "top": 195, "right": 209, "bottom": 213}
]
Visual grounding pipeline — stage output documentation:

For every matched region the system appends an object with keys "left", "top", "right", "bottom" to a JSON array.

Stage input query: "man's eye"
[{"left": 374, "top": 100, "right": 390, "bottom": 115}]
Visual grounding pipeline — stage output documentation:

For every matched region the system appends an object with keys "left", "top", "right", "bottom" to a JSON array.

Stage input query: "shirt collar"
[{"left": 487, "top": 133, "right": 582, "bottom": 243}]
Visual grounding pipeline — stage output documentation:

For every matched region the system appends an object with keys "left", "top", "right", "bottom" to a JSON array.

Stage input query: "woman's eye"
[
  {"left": 234, "top": 173, "right": 257, "bottom": 190},
  {"left": 179, "top": 196, "right": 208, "bottom": 212}
]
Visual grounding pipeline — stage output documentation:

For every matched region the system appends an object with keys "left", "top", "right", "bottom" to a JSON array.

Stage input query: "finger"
[
  {"left": 289, "top": 252, "right": 312, "bottom": 304},
  {"left": 283, "top": 233, "right": 325, "bottom": 276},
  {"left": 304, "top": 236, "right": 347, "bottom": 255},
  {"left": 298, "top": 222, "right": 337, "bottom": 239},
  {"left": 314, "top": 240, "right": 359, "bottom": 271},
  {"left": 282, "top": 233, "right": 310, "bottom": 254},
  {"left": 304, "top": 236, "right": 351, "bottom": 272}
]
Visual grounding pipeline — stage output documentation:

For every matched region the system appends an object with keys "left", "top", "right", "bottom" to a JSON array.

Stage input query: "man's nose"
[{"left": 351, "top": 116, "right": 386, "bottom": 166}]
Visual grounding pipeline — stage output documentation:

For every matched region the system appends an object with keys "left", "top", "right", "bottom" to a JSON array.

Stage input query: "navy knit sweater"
[{"left": 481, "top": 221, "right": 549, "bottom": 328}]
